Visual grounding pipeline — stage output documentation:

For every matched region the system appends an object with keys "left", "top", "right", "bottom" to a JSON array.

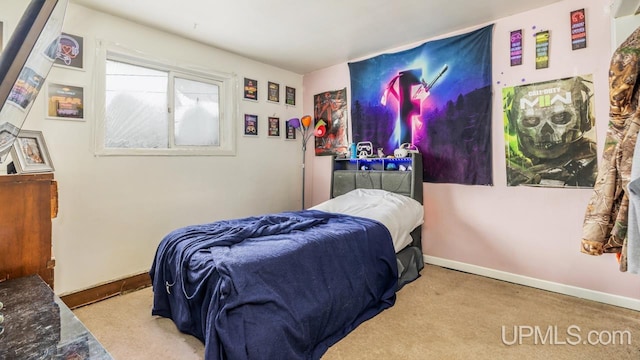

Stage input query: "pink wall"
[{"left": 303, "top": 0, "right": 640, "bottom": 302}]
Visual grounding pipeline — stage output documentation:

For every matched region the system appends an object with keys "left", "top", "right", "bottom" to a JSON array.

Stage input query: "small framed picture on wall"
[
  {"left": 54, "top": 33, "right": 84, "bottom": 70},
  {"left": 46, "top": 82, "right": 84, "bottom": 120},
  {"left": 268, "top": 117, "right": 280, "bottom": 137},
  {"left": 267, "top": 81, "right": 280, "bottom": 103},
  {"left": 570, "top": 8, "right": 587, "bottom": 50},
  {"left": 285, "top": 119, "right": 296, "bottom": 140},
  {"left": 243, "top": 77, "right": 258, "bottom": 101},
  {"left": 535, "top": 30, "right": 550, "bottom": 69},
  {"left": 285, "top": 86, "right": 296, "bottom": 106},
  {"left": 244, "top": 114, "right": 258, "bottom": 136}
]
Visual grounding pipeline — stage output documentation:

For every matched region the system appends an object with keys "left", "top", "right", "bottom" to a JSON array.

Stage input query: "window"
[
  {"left": 95, "top": 46, "right": 236, "bottom": 156},
  {"left": 173, "top": 77, "right": 220, "bottom": 147}
]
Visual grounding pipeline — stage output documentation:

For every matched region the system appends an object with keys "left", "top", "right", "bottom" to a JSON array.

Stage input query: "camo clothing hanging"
[{"left": 581, "top": 26, "right": 640, "bottom": 272}]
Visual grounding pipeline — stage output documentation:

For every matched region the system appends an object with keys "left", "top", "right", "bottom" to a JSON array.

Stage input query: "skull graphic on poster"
[{"left": 503, "top": 75, "right": 597, "bottom": 187}]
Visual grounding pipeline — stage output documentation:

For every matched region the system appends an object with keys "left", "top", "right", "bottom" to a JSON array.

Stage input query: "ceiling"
[{"left": 69, "top": 0, "right": 569, "bottom": 74}]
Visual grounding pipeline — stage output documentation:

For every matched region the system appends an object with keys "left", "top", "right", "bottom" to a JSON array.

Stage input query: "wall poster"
[
  {"left": 510, "top": 29, "right": 523, "bottom": 66},
  {"left": 46, "top": 83, "right": 84, "bottom": 120},
  {"left": 268, "top": 116, "right": 280, "bottom": 137},
  {"left": 285, "top": 119, "right": 296, "bottom": 140},
  {"left": 570, "top": 8, "right": 587, "bottom": 50},
  {"left": 267, "top": 81, "right": 280, "bottom": 103},
  {"left": 313, "top": 88, "right": 349, "bottom": 156},
  {"left": 285, "top": 86, "right": 296, "bottom": 106},
  {"left": 349, "top": 25, "right": 493, "bottom": 185},
  {"left": 54, "top": 33, "right": 83, "bottom": 69},
  {"left": 243, "top": 78, "right": 258, "bottom": 101},
  {"left": 244, "top": 114, "right": 258, "bottom": 136},
  {"left": 535, "top": 30, "right": 550, "bottom": 69},
  {"left": 502, "top": 74, "right": 597, "bottom": 188}
]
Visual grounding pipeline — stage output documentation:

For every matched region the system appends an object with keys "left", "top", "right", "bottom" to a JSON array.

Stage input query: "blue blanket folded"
[{"left": 150, "top": 210, "right": 398, "bottom": 359}]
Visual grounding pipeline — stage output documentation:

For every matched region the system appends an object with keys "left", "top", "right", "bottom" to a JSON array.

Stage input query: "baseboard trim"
[
  {"left": 424, "top": 255, "right": 640, "bottom": 312},
  {"left": 59, "top": 258, "right": 640, "bottom": 311},
  {"left": 60, "top": 272, "right": 152, "bottom": 310}
]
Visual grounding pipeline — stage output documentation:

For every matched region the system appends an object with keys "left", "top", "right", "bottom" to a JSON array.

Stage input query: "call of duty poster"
[{"left": 502, "top": 74, "right": 597, "bottom": 188}]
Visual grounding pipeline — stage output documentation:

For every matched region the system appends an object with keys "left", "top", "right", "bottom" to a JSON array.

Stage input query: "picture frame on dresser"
[{"left": 10, "top": 129, "right": 54, "bottom": 173}]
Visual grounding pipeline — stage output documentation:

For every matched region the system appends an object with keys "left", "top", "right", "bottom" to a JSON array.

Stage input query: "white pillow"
[{"left": 310, "top": 188, "right": 424, "bottom": 252}]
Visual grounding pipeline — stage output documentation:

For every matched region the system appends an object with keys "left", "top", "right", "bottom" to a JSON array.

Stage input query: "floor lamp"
[{"left": 289, "top": 116, "right": 326, "bottom": 209}]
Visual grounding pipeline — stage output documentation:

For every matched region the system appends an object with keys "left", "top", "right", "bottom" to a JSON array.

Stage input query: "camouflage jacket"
[{"left": 581, "top": 26, "right": 640, "bottom": 272}]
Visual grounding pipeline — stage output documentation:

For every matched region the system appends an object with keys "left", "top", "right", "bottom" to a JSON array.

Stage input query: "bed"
[{"left": 150, "top": 153, "right": 424, "bottom": 359}]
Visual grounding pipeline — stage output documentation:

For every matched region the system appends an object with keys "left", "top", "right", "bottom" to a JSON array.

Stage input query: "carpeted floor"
[{"left": 73, "top": 264, "right": 640, "bottom": 359}]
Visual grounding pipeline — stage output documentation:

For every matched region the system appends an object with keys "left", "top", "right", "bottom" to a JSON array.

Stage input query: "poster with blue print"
[{"left": 348, "top": 24, "right": 493, "bottom": 185}]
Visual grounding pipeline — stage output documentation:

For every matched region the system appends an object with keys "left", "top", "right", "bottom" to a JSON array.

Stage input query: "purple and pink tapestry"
[{"left": 348, "top": 25, "right": 494, "bottom": 185}]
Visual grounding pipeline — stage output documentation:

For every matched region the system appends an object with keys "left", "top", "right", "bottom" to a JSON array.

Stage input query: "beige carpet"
[{"left": 74, "top": 265, "right": 640, "bottom": 359}]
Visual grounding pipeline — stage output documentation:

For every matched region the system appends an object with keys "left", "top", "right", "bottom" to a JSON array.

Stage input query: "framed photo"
[
  {"left": 267, "top": 81, "right": 280, "bottom": 103},
  {"left": 53, "top": 33, "right": 83, "bottom": 70},
  {"left": 244, "top": 114, "right": 258, "bottom": 136},
  {"left": 285, "top": 119, "right": 296, "bottom": 140},
  {"left": 268, "top": 117, "right": 280, "bottom": 137},
  {"left": 243, "top": 77, "right": 258, "bottom": 101},
  {"left": 0, "top": 122, "right": 20, "bottom": 157},
  {"left": 285, "top": 86, "right": 296, "bottom": 106},
  {"left": 10, "top": 130, "right": 54, "bottom": 173},
  {"left": 46, "top": 82, "right": 84, "bottom": 120}
]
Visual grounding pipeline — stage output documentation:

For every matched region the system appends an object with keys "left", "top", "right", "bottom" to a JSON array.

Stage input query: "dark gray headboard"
[
  {"left": 330, "top": 153, "right": 424, "bottom": 249},
  {"left": 331, "top": 153, "right": 423, "bottom": 203}
]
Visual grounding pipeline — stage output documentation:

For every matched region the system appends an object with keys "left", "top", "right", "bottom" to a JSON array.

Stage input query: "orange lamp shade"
[{"left": 301, "top": 115, "right": 312, "bottom": 127}]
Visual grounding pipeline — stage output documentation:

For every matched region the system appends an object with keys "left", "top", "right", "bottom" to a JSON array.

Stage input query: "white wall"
[
  {"left": 612, "top": 0, "right": 640, "bottom": 48},
  {"left": 304, "top": 0, "right": 640, "bottom": 305},
  {"left": 2, "top": 1, "right": 305, "bottom": 295},
  {"left": 614, "top": 13, "right": 640, "bottom": 47}
]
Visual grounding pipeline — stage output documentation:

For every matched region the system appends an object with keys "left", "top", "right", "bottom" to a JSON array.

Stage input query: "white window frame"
[{"left": 94, "top": 41, "right": 237, "bottom": 156}]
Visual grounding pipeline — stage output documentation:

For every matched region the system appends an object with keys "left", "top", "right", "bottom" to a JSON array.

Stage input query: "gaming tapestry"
[
  {"left": 348, "top": 25, "right": 493, "bottom": 185},
  {"left": 502, "top": 75, "right": 597, "bottom": 188},
  {"left": 314, "top": 88, "right": 349, "bottom": 156}
]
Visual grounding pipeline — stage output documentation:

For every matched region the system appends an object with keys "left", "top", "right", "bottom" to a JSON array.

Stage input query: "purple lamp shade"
[{"left": 288, "top": 118, "right": 301, "bottom": 128}]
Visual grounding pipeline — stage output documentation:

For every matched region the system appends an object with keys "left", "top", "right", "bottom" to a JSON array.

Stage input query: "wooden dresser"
[{"left": 0, "top": 173, "right": 57, "bottom": 288}]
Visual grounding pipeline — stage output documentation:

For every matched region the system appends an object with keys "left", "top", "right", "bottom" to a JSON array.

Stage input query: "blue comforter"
[{"left": 150, "top": 210, "right": 398, "bottom": 360}]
